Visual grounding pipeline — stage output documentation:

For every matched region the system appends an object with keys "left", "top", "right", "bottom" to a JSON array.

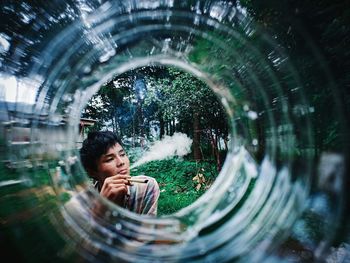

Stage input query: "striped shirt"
[{"left": 94, "top": 175, "right": 160, "bottom": 216}]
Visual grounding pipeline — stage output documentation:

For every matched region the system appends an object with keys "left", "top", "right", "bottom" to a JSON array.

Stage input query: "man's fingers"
[
  {"left": 113, "top": 174, "right": 131, "bottom": 179},
  {"left": 104, "top": 179, "right": 131, "bottom": 187},
  {"left": 107, "top": 185, "right": 128, "bottom": 199},
  {"left": 100, "top": 180, "right": 131, "bottom": 197},
  {"left": 105, "top": 175, "right": 131, "bottom": 183}
]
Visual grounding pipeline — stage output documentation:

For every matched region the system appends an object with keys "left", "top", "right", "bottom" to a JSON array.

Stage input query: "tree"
[{"left": 144, "top": 67, "right": 229, "bottom": 168}]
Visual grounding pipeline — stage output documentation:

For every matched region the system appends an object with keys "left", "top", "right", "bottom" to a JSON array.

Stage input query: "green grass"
[{"left": 130, "top": 158, "right": 218, "bottom": 216}]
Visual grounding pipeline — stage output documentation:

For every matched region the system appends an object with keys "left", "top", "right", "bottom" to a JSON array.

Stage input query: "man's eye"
[
  {"left": 120, "top": 153, "right": 126, "bottom": 157},
  {"left": 105, "top": 158, "right": 114, "bottom": 162}
]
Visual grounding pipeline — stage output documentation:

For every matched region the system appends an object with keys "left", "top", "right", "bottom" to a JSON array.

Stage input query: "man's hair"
[{"left": 79, "top": 131, "right": 122, "bottom": 173}]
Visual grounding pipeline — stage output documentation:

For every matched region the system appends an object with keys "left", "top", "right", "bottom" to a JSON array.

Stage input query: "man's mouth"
[{"left": 118, "top": 169, "right": 128, "bottom": 175}]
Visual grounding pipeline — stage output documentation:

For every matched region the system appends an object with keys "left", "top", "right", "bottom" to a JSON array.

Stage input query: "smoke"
[{"left": 130, "top": 132, "right": 193, "bottom": 169}]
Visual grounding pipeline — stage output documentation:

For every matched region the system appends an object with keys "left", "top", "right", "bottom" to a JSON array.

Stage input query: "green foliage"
[
  {"left": 131, "top": 158, "right": 218, "bottom": 216},
  {"left": 240, "top": 0, "right": 350, "bottom": 153},
  {"left": 145, "top": 67, "right": 227, "bottom": 128}
]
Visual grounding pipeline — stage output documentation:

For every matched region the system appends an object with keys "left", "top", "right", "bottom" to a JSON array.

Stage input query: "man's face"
[{"left": 93, "top": 143, "right": 130, "bottom": 183}]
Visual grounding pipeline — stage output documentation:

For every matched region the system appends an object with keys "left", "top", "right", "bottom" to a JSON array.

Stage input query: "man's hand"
[{"left": 100, "top": 174, "right": 132, "bottom": 206}]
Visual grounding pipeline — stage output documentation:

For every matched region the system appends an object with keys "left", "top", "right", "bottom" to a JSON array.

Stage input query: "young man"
[{"left": 79, "top": 131, "right": 159, "bottom": 216}]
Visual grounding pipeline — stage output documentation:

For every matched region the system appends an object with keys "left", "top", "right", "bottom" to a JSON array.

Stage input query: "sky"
[{"left": 0, "top": 74, "right": 38, "bottom": 105}]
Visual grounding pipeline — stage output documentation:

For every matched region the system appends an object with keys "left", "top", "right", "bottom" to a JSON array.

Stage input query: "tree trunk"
[
  {"left": 171, "top": 119, "right": 176, "bottom": 135},
  {"left": 193, "top": 112, "right": 202, "bottom": 161},
  {"left": 215, "top": 129, "right": 221, "bottom": 171},
  {"left": 209, "top": 129, "right": 221, "bottom": 172},
  {"left": 159, "top": 116, "right": 165, "bottom": 139},
  {"left": 165, "top": 121, "right": 168, "bottom": 135},
  {"left": 224, "top": 136, "right": 228, "bottom": 151},
  {"left": 169, "top": 119, "right": 174, "bottom": 135}
]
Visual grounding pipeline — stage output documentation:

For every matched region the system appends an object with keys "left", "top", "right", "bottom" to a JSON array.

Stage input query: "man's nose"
[{"left": 116, "top": 156, "right": 124, "bottom": 167}]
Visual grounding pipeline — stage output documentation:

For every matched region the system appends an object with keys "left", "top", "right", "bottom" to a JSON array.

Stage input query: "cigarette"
[{"left": 128, "top": 178, "right": 149, "bottom": 183}]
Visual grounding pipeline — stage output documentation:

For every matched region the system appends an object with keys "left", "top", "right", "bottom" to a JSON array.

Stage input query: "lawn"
[{"left": 130, "top": 158, "right": 218, "bottom": 216}]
